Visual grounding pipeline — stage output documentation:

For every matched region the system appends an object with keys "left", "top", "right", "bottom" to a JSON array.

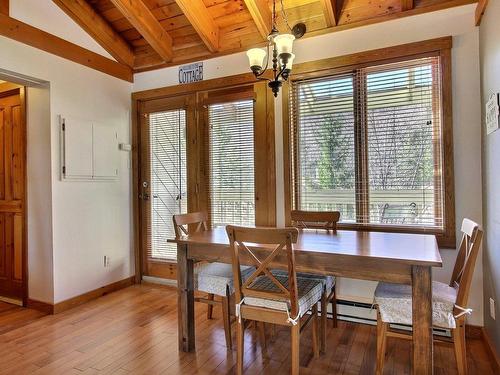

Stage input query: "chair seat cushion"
[
  {"left": 271, "top": 270, "right": 335, "bottom": 295},
  {"left": 244, "top": 274, "right": 323, "bottom": 318},
  {"left": 196, "top": 262, "right": 254, "bottom": 296},
  {"left": 374, "top": 281, "right": 458, "bottom": 328}
]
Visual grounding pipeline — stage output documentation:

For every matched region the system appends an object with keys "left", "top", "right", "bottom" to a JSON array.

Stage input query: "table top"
[{"left": 169, "top": 227, "right": 442, "bottom": 267}]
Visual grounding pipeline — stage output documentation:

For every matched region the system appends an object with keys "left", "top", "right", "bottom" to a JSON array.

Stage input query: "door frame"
[
  {"left": 131, "top": 73, "right": 276, "bottom": 283},
  {"left": 0, "top": 82, "right": 27, "bottom": 305}
]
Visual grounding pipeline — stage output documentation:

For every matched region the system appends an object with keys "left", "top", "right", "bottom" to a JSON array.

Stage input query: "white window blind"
[
  {"left": 148, "top": 109, "right": 187, "bottom": 261},
  {"left": 209, "top": 100, "right": 255, "bottom": 227},
  {"left": 290, "top": 56, "right": 444, "bottom": 229}
]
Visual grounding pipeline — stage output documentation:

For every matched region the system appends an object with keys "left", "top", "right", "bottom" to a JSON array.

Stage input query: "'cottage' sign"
[{"left": 179, "top": 62, "right": 203, "bottom": 84}]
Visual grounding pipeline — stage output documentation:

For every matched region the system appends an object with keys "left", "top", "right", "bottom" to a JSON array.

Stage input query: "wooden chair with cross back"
[
  {"left": 226, "top": 225, "right": 323, "bottom": 375},
  {"left": 271, "top": 210, "right": 340, "bottom": 354},
  {"left": 173, "top": 212, "right": 255, "bottom": 349},
  {"left": 374, "top": 218, "right": 483, "bottom": 375}
]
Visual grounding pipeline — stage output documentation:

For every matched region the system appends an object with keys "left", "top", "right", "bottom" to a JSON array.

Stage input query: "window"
[
  {"left": 289, "top": 56, "right": 450, "bottom": 236},
  {"left": 149, "top": 109, "right": 187, "bottom": 261},
  {"left": 208, "top": 99, "right": 255, "bottom": 227}
]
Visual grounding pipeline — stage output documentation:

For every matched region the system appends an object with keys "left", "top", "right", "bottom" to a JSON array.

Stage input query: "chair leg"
[
  {"left": 331, "top": 285, "right": 338, "bottom": 328},
  {"left": 207, "top": 293, "right": 214, "bottom": 320},
  {"left": 320, "top": 291, "right": 327, "bottom": 354},
  {"left": 258, "top": 322, "right": 267, "bottom": 349},
  {"left": 291, "top": 323, "right": 300, "bottom": 375},
  {"left": 221, "top": 291, "right": 232, "bottom": 350},
  {"left": 236, "top": 320, "right": 245, "bottom": 375},
  {"left": 376, "top": 310, "right": 388, "bottom": 375},
  {"left": 453, "top": 318, "right": 468, "bottom": 375},
  {"left": 312, "top": 305, "right": 320, "bottom": 358}
]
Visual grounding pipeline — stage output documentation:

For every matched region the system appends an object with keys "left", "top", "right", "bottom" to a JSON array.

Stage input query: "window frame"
[{"left": 283, "top": 37, "right": 455, "bottom": 248}]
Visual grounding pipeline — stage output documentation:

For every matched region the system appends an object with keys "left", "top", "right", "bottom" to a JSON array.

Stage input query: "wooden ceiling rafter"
[
  {"left": 52, "top": 0, "right": 134, "bottom": 67},
  {"left": 174, "top": 0, "right": 219, "bottom": 53},
  {"left": 243, "top": 0, "right": 273, "bottom": 39},
  {"left": 0, "top": 13, "right": 133, "bottom": 81},
  {"left": 0, "top": 0, "right": 8, "bottom": 16},
  {"left": 319, "top": 0, "right": 344, "bottom": 27},
  {"left": 402, "top": 0, "right": 415, "bottom": 11},
  {"left": 109, "top": 0, "right": 173, "bottom": 62},
  {"left": 475, "top": 0, "right": 488, "bottom": 25}
]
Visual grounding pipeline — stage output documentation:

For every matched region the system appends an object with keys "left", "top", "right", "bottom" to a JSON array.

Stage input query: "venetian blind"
[
  {"left": 290, "top": 56, "right": 444, "bottom": 229},
  {"left": 208, "top": 100, "right": 255, "bottom": 228},
  {"left": 148, "top": 109, "right": 187, "bottom": 261}
]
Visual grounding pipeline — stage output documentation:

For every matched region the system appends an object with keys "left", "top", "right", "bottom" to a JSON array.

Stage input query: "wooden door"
[
  {"left": 0, "top": 88, "right": 26, "bottom": 302},
  {"left": 138, "top": 95, "right": 196, "bottom": 280}
]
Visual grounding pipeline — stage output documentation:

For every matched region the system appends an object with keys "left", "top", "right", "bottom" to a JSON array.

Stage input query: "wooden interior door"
[
  {"left": 0, "top": 87, "right": 25, "bottom": 302},
  {"left": 138, "top": 95, "right": 196, "bottom": 280}
]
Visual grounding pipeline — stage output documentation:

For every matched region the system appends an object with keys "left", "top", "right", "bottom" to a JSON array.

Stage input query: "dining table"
[{"left": 169, "top": 227, "right": 442, "bottom": 375}]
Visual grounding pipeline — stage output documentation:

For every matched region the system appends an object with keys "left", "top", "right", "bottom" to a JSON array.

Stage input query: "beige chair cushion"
[
  {"left": 374, "top": 281, "right": 458, "bottom": 328},
  {"left": 243, "top": 274, "right": 323, "bottom": 319},
  {"left": 196, "top": 262, "right": 254, "bottom": 296}
]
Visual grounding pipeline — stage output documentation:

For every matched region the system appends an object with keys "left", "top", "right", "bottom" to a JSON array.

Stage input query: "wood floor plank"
[{"left": 0, "top": 284, "right": 496, "bottom": 375}]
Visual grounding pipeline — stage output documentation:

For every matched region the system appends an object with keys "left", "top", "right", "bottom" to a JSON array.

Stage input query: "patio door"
[{"left": 139, "top": 95, "right": 196, "bottom": 280}]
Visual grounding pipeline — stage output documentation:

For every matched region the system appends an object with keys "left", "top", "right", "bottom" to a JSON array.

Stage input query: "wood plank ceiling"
[{"left": 54, "top": 0, "right": 477, "bottom": 73}]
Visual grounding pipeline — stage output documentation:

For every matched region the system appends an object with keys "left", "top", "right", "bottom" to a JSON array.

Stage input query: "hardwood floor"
[{"left": 0, "top": 284, "right": 495, "bottom": 374}]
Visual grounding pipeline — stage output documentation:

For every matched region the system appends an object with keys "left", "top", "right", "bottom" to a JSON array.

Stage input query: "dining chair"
[
  {"left": 173, "top": 212, "right": 255, "bottom": 349},
  {"left": 281, "top": 210, "right": 340, "bottom": 353},
  {"left": 374, "top": 218, "right": 483, "bottom": 375},
  {"left": 226, "top": 225, "right": 323, "bottom": 375}
]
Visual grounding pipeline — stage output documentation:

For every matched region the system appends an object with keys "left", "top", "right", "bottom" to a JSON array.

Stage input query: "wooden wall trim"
[
  {"left": 27, "top": 276, "right": 135, "bottom": 315},
  {"left": 0, "top": 0, "right": 8, "bottom": 16},
  {"left": 481, "top": 327, "right": 500, "bottom": 372},
  {"left": 0, "top": 14, "right": 133, "bottom": 82}
]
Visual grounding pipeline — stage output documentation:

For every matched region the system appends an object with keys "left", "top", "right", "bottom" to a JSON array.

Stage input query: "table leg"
[
  {"left": 177, "top": 243, "right": 195, "bottom": 352},
  {"left": 412, "top": 265, "right": 433, "bottom": 375}
]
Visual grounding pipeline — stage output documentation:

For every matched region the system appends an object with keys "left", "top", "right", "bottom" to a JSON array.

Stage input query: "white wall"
[
  {"left": 0, "top": 10, "right": 133, "bottom": 302},
  {"left": 10, "top": 0, "right": 114, "bottom": 60},
  {"left": 479, "top": 0, "right": 500, "bottom": 355},
  {"left": 135, "top": 4, "right": 484, "bottom": 325}
]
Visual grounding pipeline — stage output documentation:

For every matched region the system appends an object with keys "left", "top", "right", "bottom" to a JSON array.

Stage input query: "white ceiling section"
[{"left": 9, "top": 0, "right": 115, "bottom": 60}]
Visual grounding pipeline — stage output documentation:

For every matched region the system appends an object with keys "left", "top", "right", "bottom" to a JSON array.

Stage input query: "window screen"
[
  {"left": 209, "top": 100, "right": 255, "bottom": 227},
  {"left": 290, "top": 56, "right": 443, "bottom": 229},
  {"left": 149, "top": 109, "right": 187, "bottom": 260}
]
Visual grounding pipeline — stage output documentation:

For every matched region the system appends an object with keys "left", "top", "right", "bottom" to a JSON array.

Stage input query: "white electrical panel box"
[{"left": 61, "top": 116, "right": 119, "bottom": 181}]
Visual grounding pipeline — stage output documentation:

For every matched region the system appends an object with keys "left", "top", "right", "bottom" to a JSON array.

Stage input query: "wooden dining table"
[{"left": 169, "top": 227, "right": 442, "bottom": 375}]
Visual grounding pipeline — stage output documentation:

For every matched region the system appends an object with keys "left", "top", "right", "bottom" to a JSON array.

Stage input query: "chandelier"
[{"left": 246, "top": 0, "right": 306, "bottom": 97}]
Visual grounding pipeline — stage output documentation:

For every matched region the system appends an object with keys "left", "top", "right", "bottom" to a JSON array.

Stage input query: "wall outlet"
[
  {"left": 490, "top": 298, "right": 496, "bottom": 320},
  {"left": 104, "top": 256, "right": 110, "bottom": 268}
]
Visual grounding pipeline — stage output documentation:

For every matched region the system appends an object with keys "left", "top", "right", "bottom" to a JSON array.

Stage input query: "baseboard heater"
[{"left": 331, "top": 299, "right": 451, "bottom": 338}]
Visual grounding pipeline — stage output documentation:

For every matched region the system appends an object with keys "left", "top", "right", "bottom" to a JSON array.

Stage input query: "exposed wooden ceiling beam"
[
  {"left": 243, "top": 0, "right": 272, "bottom": 39},
  {"left": 0, "top": 0, "right": 8, "bottom": 16},
  {"left": 475, "top": 0, "right": 489, "bottom": 25},
  {"left": 175, "top": 0, "right": 219, "bottom": 53},
  {"left": 401, "top": 0, "right": 414, "bottom": 11},
  {"left": 53, "top": 0, "right": 134, "bottom": 67},
  {"left": 109, "top": 0, "right": 173, "bottom": 62},
  {"left": 0, "top": 13, "right": 133, "bottom": 82},
  {"left": 319, "top": 0, "right": 344, "bottom": 27}
]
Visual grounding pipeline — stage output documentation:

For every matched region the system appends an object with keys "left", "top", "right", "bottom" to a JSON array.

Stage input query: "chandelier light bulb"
[
  {"left": 246, "top": 48, "right": 266, "bottom": 70},
  {"left": 274, "top": 34, "right": 295, "bottom": 56}
]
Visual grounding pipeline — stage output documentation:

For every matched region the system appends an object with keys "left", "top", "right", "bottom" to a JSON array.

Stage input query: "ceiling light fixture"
[{"left": 246, "top": 0, "right": 306, "bottom": 97}]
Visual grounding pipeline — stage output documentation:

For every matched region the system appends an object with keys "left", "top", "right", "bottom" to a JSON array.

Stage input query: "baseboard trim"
[
  {"left": 482, "top": 327, "right": 500, "bottom": 373},
  {"left": 26, "top": 298, "right": 54, "bottom": 314},
  {"left": 465, "top": 324, "right": 483, "bottom": 339},
  {"left": 27, "top": 276, "right": 135, "bottom": 315}
]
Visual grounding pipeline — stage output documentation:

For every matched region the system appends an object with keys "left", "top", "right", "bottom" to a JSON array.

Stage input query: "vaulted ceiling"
[{"left": 53, "top": 0, "right": 477, "bottom": 73}]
